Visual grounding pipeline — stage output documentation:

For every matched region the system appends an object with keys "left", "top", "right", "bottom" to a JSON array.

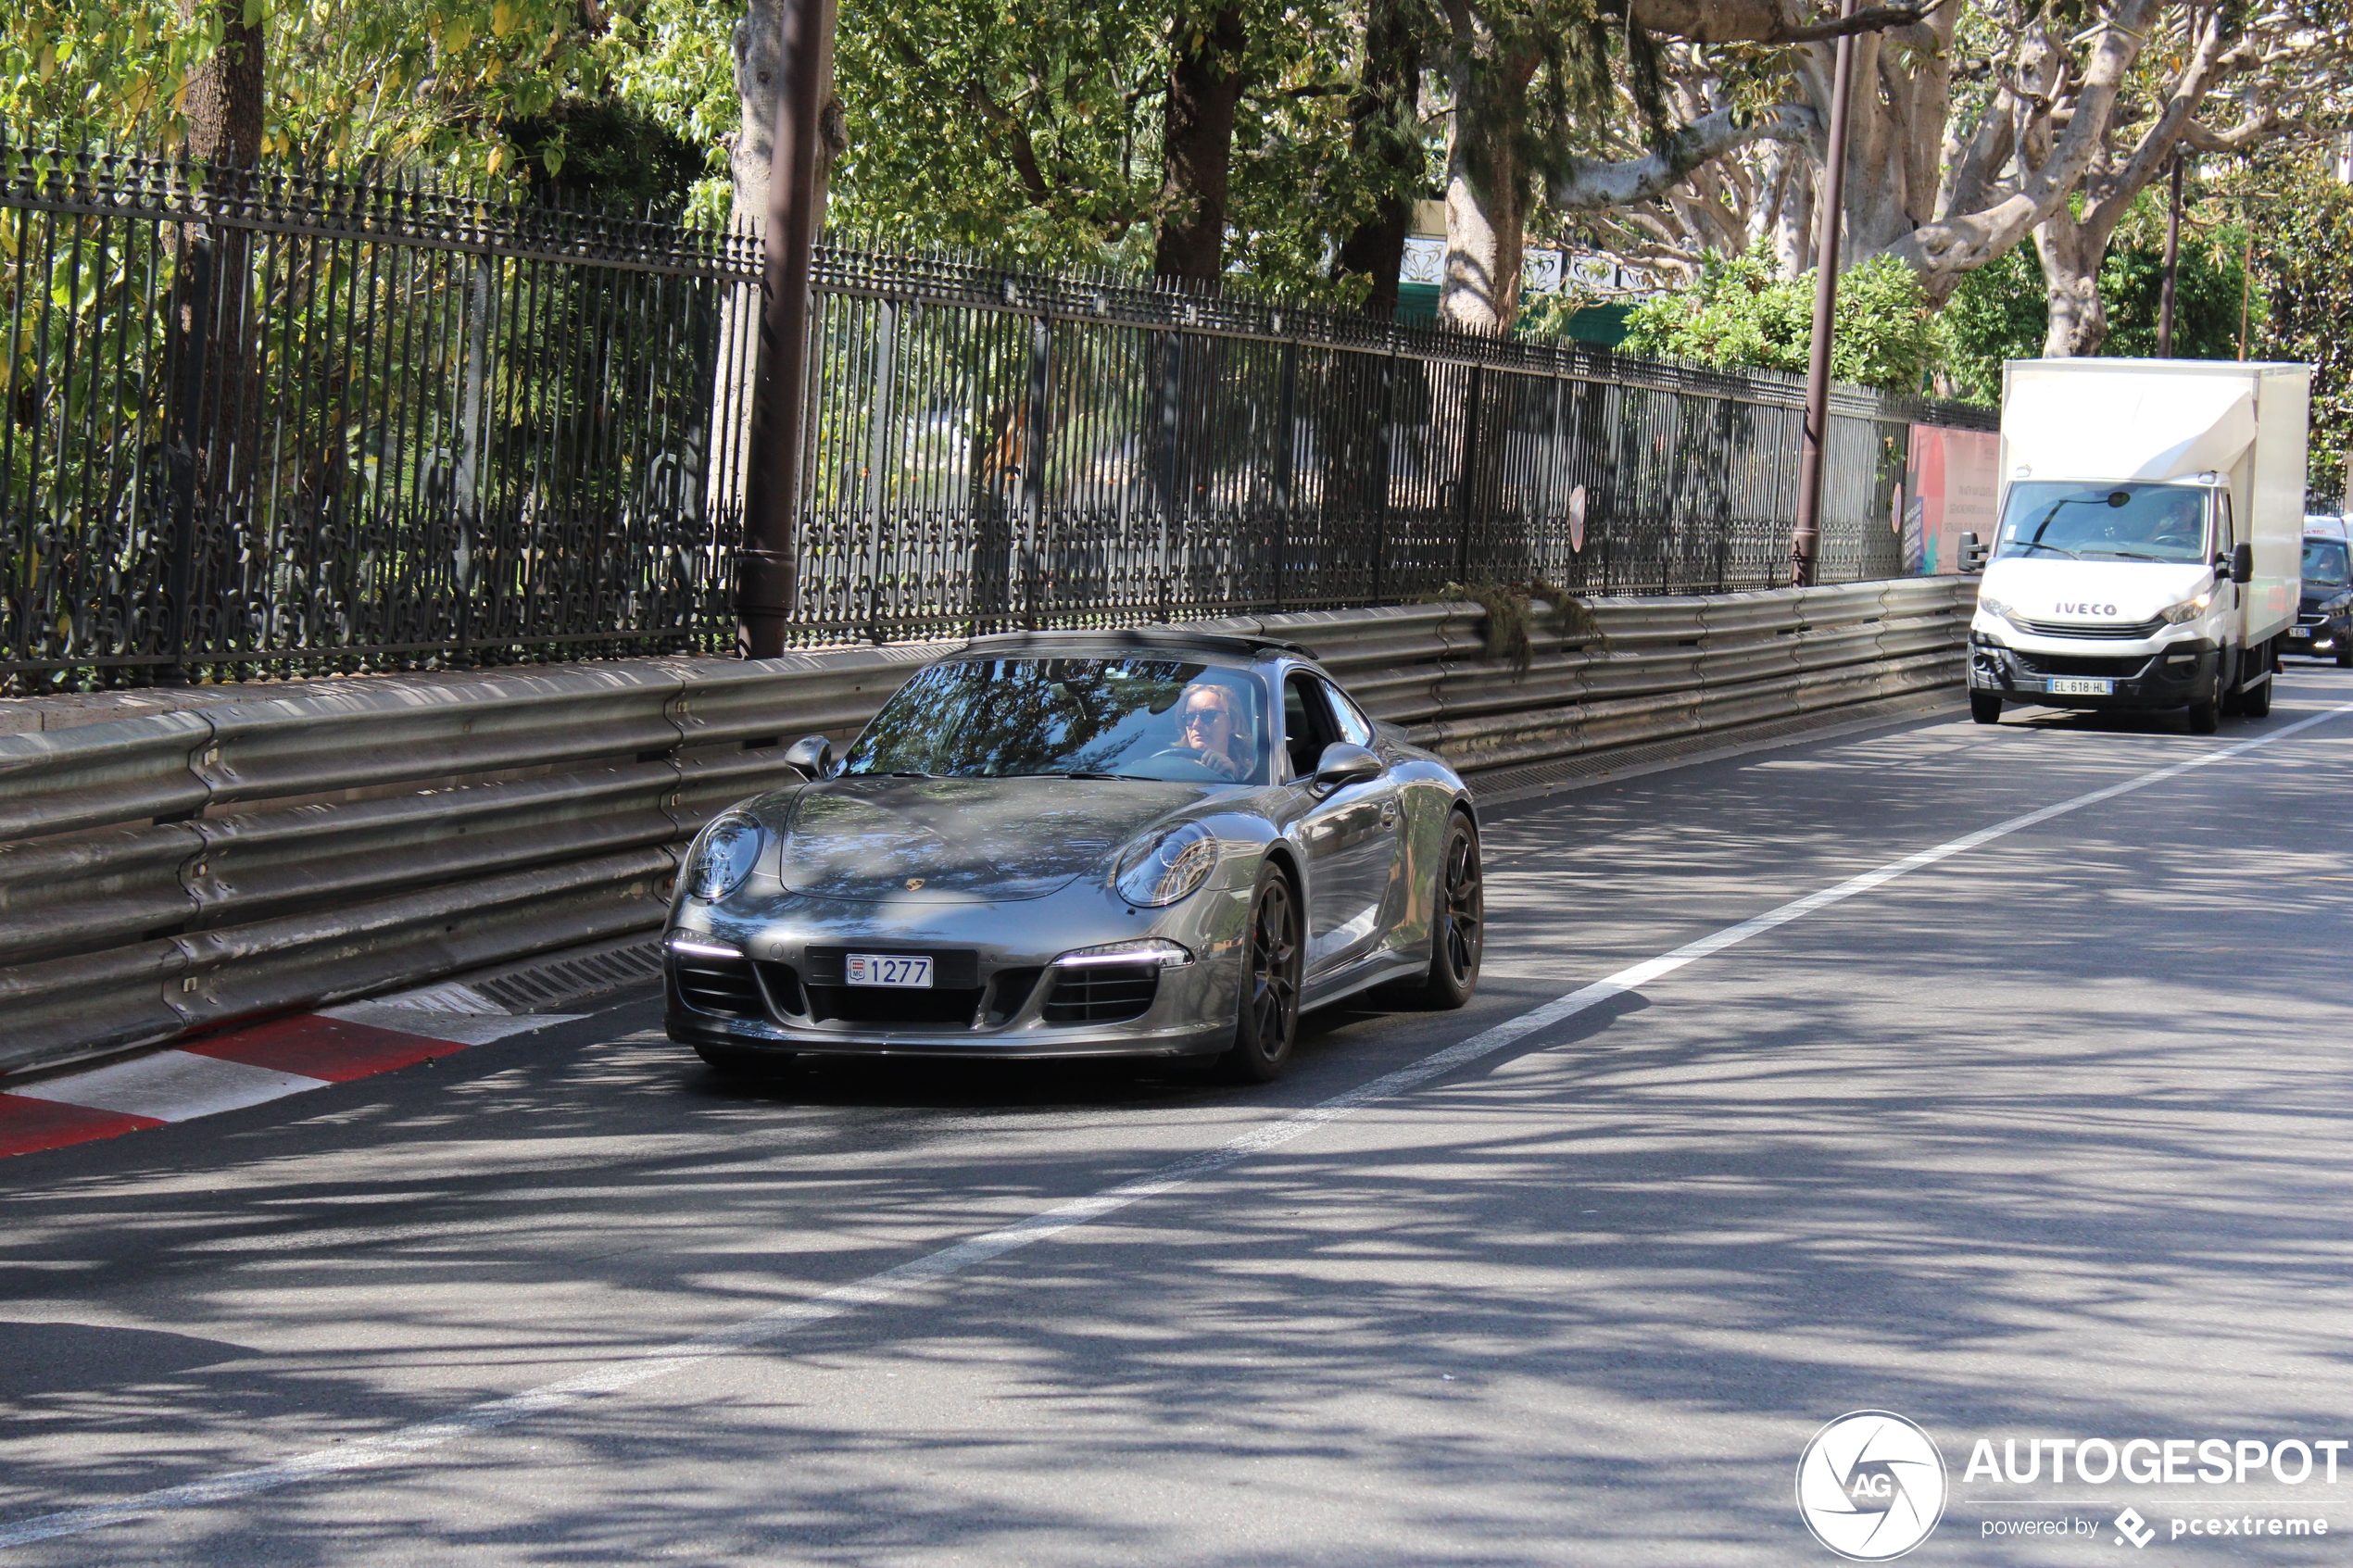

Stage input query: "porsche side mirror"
[
  {"left": 2231, "top": 543, "right": 2255, "bottom": 584},
  {"left": 783, "top": 734, "right": 836, "bottom": 779},
  {"left": 1311, "top": 742, "right": 1382, "bottom": 794}
]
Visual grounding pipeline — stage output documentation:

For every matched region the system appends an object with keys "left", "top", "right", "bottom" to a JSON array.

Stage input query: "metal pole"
[
  {"left": 2236, "top": 226, "right": 2254, "bottom": 361},
  {"left": 1790, "top": 0, "right": 1857, "bottom": 589},
  {"left": 736, "top": 0, "right": 834, "bottom": 658},
  {"left": 2157, "top": 152, "right": 2184, "bottom": 358}
]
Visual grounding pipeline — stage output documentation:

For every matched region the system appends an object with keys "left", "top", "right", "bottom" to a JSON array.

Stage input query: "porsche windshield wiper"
[{"left": 1001, "top": 770, "right": 1154, "bottom": 781}]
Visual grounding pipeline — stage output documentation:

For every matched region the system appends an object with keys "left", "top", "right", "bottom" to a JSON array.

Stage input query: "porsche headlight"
[
  {"left": 683, "top": 812, "right": 764, "bottom": 901},
  {"left": 1113, "top": 822, "right": 1220, "bottom": 908},
  {"left": 2158, "top": 591, "right": 2213, "bottom": 625}
]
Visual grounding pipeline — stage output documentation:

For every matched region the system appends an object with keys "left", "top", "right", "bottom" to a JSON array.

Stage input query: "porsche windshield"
[
  {"left": 1994, "top": 482, "right": 2212, "bottom": 564},
  {"left": 840, "top": 658, "right": 1273, "bottom": 784}
]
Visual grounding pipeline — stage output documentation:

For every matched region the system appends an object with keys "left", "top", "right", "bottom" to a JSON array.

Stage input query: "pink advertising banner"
[{"left": 1903, "top": 425, "right": 2002, "bottom": 574}]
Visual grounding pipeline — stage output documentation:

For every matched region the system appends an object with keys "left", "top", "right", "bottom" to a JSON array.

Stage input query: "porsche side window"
[
  {"left": 1283, "top": 672, "right": 1340, "bottom": 779},
  {"left": 1320, "top": 680, "right": 1376, "bottom": 747}
]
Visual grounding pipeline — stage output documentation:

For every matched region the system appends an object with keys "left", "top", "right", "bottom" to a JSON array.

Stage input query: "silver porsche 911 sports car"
[{"left": 662, "top": 628, "right": 1481, "bottom": 1082}]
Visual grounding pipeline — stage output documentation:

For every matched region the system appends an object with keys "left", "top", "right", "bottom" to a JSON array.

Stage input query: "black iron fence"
[{"left": 0, "top": 142, "right": 1994, "bottom": 690}]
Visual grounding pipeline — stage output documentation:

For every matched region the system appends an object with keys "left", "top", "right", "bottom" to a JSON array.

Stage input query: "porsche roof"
[{"left": 955, "top": 627, "right": 1317, "bottom": 662}]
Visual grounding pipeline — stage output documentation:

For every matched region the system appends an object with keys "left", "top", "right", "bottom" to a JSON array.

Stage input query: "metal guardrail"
[{"left": 0, "top": 579, "right": 1970, "bottom": 1073}]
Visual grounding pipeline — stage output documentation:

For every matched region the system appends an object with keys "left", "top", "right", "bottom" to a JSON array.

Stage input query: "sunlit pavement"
[{"left": 6, "top": 672, "right": 2353, "bottom": 1565}]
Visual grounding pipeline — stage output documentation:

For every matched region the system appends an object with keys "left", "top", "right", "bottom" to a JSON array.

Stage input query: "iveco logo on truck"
[{"left": 2055, "top": 602, "right": 2119, "bottom": 616}]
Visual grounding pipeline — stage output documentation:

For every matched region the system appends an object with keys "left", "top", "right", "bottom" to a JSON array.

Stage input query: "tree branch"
[
  {"left": 1631, "top": 0, "right": 1953, "bottom": 46},
  {"left": 1546, "top": 103, "right": 1818, "bottom": 210}
]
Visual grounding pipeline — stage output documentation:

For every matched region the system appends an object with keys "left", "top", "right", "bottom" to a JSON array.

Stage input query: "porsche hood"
[{"left": 767, "top": 776, "right": 1223, "bottom": 901}]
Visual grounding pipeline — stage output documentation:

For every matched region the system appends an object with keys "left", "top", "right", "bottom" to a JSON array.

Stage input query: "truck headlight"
[
  {"left": 1976, "top": 595, "right": 2014, "bottom": 623},
  {"left": 2158, "top": 592, "right": 2213, "bottom": 625},
  {"left": 683, "top": 813, "right": 765, "bottom": 901}
]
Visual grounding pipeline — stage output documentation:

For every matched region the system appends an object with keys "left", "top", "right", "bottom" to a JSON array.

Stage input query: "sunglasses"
[{"left": 1181, "top": 708, "right": 1231, "bottom": 728}]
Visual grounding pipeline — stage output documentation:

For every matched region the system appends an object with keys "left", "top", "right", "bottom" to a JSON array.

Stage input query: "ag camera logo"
[{"left": 1797, "top": 1411, "right": 1949, "bottom": 1560}]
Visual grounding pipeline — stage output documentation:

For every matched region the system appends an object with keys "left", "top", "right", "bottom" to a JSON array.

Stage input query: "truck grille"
[
  {"left": 1041, "top": 962, "right": 1162, "bottom": 1024},
  {"left": 2009, "top": 615, "right": 2166, "bottom": 640},
  {"left": 2011, "top": 651, "right": 2152, "bottom": 678}
]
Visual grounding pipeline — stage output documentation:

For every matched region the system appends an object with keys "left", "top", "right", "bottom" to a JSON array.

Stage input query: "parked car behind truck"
[
  {"left": 2288, "top": 526, "right": 2353, "bottom": 665},
  {"left": 1968, "top": 358, "right": 2311, "bottom": 733}
]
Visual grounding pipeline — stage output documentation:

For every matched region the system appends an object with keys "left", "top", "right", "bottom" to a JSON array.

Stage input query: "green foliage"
[
  {"left": 2238, "top": 156, "right": 2353, "bottom": 505},
  {"left": 1617, "top": 243, "right": 1937, "bottom": 395},
  {"left": 1, "top": 0, "right": 604, "bottom": 185},
  {"left": 1937, "top": 195, "right": 2252, "bottom": 407}
]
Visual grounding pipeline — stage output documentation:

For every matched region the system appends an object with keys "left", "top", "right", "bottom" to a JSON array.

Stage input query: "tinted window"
[
  {"left": 842, "top": 658, "right": 1270, "bottom": 784},
  {"left": 2305, "top": 539, "right": 2351, "bottom": 588},
  {"left": 1282, "top": 672, "right": 1340, "bottom": 779},
  {"left": 1994, "top": 482, "right": 2210, "bottom": 564},
  {"left": 1321, "top": 679, "right": 1376, "bottom": 746}
]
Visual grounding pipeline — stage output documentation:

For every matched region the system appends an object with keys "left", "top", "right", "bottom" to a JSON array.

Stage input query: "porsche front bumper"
[{"left": 662, "top": 877, "right": 1252, "bottom": 1060}]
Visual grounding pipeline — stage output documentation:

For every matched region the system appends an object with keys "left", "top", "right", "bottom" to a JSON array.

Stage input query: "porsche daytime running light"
[
  {"left": 2159, "top": 591, "right": 2213, "bottom": 625},
  {"left": 1114, "top": 822, "right": 1220, "bottom": 907},
  {"left": 1057, "top": 938, "right": 1195, "bottom": 969},
  {"left": 684, "top": 813, "right": 764, "bottom": 901}
]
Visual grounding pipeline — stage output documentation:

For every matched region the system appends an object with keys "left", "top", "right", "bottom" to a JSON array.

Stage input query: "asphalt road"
[{"left": 7, "top": 672, "right": 2353, "bottom": 1566}]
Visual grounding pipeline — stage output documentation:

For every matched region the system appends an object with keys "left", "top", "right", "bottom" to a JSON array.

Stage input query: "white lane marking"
[
  {"left": 6, "top": 702, "right": 2347, "bottom": 1551},
  {"left": 320, "top": 1002, "right": 583, "bottom": 1046},
  {"left": 9, "top": 1052, "right": 327, "bottom": 1124}
]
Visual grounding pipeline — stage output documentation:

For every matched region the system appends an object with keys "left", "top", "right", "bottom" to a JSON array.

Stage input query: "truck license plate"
[
  {"left": 846, "top": 953, "right": 933, "bottom": 988},
  {"left": 2046, "top": 677, "right": 2114, "bottom": 696}
]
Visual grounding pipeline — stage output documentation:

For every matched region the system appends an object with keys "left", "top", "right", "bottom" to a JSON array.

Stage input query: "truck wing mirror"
[
  {"left": 1957, "top": 532, "right": 1989, "bottom": 574},
  {"left": 2231, "top": 543, "right": 2255, "bottom": 584}
]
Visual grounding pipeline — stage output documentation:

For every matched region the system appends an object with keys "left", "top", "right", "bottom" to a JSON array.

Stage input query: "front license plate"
[
  {"left": 846, "top": 953, "right": 933, "bottom": 988},
  {"left": 2046, "top": 677, "right": 2114, "bottom": 696}
]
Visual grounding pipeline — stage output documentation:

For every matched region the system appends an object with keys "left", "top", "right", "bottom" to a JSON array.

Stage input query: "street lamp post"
[
  {"left": 736, "top": 0, "right": 835, "bottom": 659},
  {"left": 2157, "top": 152, "right": 2183, "bottom": 358},
  {"left": 1790, "top": 0, "right": 1857, "bottom": 589}
]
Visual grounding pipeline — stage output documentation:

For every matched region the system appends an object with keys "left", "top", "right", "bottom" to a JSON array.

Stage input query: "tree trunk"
[
  {"left": 2034, "top": 208, "right": 2108, "bottom": 358},
  {"left": 734, "top": 0, "right": 844, "bottom": 229},
  {"left": 182, "top": 0, "right": 265, "bottom": 165},
  {"left": 1331, "top": 0, "right": 1423, "bottom": 319},
  {"left": 1441, "top": 43, "right": 1535, "bottom": 333},
  {"left": 1155, "top": 2, "right": 1247, "bottom": 282},
  {"left": 731, "top": 0, "right": 786, "bottom": 228},
  {"left": 165, "top": 0, "right": 265, "bottom": 675}
]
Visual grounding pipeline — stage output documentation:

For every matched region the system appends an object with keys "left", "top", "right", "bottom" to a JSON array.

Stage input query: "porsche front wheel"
[
  {"left": 1416, "top": 811, "right": 1483, "bottom": 1009},
  {"left": 1221, "top": 862, "right": 1302, "bottom": 1083}
]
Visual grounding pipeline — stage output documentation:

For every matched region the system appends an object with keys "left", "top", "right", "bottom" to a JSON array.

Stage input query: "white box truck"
[{"left": 1967, "top": 358, "right": 2311, "bottom": 733}]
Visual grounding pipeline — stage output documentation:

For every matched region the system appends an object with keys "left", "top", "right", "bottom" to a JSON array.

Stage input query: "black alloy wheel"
[
  {"left": 1221, "top": 862, "right": 1302, "bottom": 1083},
  {"left": 1416, "top": 811, "right": 1484, "bottom": 1009}
]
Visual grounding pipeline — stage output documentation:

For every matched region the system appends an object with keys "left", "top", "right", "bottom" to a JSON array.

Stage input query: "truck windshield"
[
  {"left": 1994, "top": 482, "right": 2210, "bottom": 564},
  {"left": 2304, "top": 538, "right": 2351, "bottom": 588}
]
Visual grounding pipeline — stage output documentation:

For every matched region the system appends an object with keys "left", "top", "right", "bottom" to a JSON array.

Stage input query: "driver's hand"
[{"left": 1199, "top": 750, "right": 1240, "bottom": 781}]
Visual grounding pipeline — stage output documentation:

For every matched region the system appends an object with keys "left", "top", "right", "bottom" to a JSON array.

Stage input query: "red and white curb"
[{"left": 0, "top": 985, "right": 578, "bottom": 1160}]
